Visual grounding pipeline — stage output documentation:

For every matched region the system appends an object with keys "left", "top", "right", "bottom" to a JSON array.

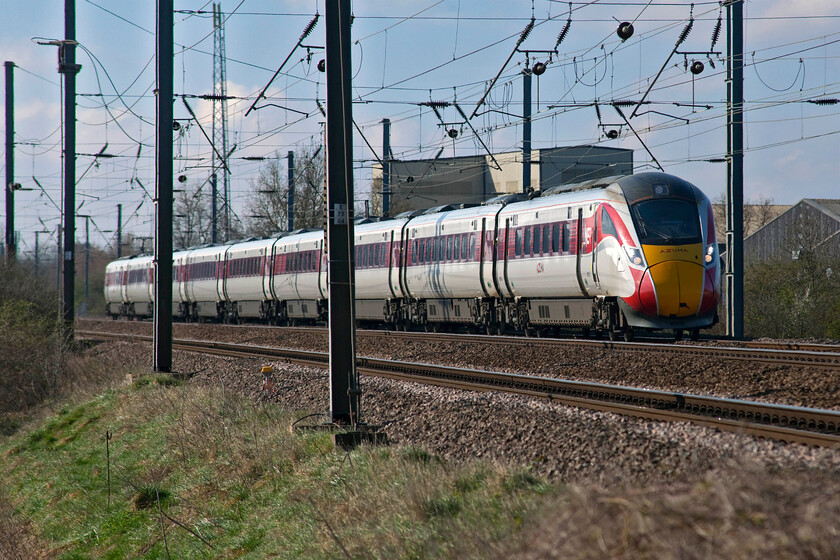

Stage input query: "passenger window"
[
  {"left": 534, "top": 226, "right": 542, "bottom": 255},
  {"left": 515, "top": 229, "right": 523, "bottom": 256},
  {"left": 543, "top": 226, "right": 551, "bottom": 254},
  {"left": 454, "top": 236, "right": 461, "bottom": 261},
  {"left": 563, "top": 223, "right": 571, "bottom": 252},
  {"left": 446, "top": 237, "right": 453, "bottom": 261},
  {"left": 524, "top": 228, "right": 531, "bottom": 256},
  {"left": 468, "top": 234, "right": 475, "bottom": 260},
  {"left": 601, "top": 208, "right": 617, "bottom": 237},
  {"left": 552, "top": 225, "right": 560, "bottom": 253}
]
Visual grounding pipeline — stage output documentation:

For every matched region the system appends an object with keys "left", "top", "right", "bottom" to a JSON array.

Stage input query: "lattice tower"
[{"left": 212, "top": 2, "right": 231, "bottom": 240}]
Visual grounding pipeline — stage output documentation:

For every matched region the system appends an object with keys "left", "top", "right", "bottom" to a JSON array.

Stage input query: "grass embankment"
[
  {"left": 3, "top": 372, "right": 840, "bottom": 559},
  {"left": 1, "top": 376, "right": 546, "bottom": 559}
]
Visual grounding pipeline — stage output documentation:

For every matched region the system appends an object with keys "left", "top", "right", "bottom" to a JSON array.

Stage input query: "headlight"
[
  {"left": 624, "top": 246, "right": 645, "bottom": 267},
  {"left": 704, "top": 243, "right": 716, "bottom": 265}
]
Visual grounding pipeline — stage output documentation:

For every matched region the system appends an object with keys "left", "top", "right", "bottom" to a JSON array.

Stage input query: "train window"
[
  {"left": 467, "top": 234, "right": 475, "bottom": 260},
  {"left": 601, "top": 208, "right": 617, "bottom": 237},
  {"left": 515, "top": 229, "right": 523, "bottom": 256},
  {"left": 533, "top": 226, "right": 542, "bottom": 254},
  {"left": 552, "top": 225, "right": 560, "bottom": 253},
  {"left": 454, "top": 235, "right": 461, "bottom": 261},
  {"left": 435, "top": 238, "right": 442, "bottom": 262},
  {"left": 563, "top": 223, "right": 571, "bottom": 252},
  {"left": 543, "top": 225, "right": 551, "bottom": 254},
  {"left": 376, "top": 244, "right": 382, "bottom": 267},
  {"left": 524, "top": 228, "right": 531, "bottom": 256},
  {"left": 631, "top": 199, "right": 701, "bottom": 244},
  {"left": 424, "top": 239, "right": 431, "bottom": 262},
  {"left": 446, "top": 237, "right": 453, "bottom": 261}
]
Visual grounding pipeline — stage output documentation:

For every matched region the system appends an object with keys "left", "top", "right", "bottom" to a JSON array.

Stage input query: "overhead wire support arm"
[
  {"left": 181, "top": 97, "right": 231, "bottom": 173},
  {"left": 453, "top": 102, "right": 502, "bottom": 171},
  {"left": 629, "top": 15, "right": 693, "bottom": 120},
  {"left": 470, "top": 17, "right": 535, "bottom": 120},
  {"left": 612, "top": 103, "right": 663, "bottom": 171},
  {"left": 352, "top": 120, "right": 385, "bottom": 169},
  {"left": 244, "top": 13, "right": 319, "bottom": 117}
]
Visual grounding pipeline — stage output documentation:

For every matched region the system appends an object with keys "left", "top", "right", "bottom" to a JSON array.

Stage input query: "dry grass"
[
  {"left": 0, "top": 495, "right": 48, "bottom": 560},
  {"left": 498, "top": 458, "right": 840, "bottom": 559}
]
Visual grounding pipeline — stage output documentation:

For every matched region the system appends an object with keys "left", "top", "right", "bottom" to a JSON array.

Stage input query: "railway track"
[
  {"left": 80, "top": 319, "right": 840, "bottom": 369},
  {"left": 170, "top": 323, "right": 840, "bottom": 368},
  {"left": 78, "top": 329, "right": 840, "bottom": 447}
]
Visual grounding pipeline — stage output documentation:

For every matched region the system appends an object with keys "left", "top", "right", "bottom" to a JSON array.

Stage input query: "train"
[{"left": 104, "top": 172, "right": 720, "bottom": 341}]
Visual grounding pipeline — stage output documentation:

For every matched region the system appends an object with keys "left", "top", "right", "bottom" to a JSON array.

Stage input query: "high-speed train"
[{"left": 104, "top": 172, "right": 720, "bottom": 340}]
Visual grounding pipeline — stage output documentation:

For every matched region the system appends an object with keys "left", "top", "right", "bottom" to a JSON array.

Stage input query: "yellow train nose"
[
  {"left": 642, "top": 244, "right": 704, "bottom": 317},
  {"left": 647, "top": 261, "right": 703, "bottom": 317}
]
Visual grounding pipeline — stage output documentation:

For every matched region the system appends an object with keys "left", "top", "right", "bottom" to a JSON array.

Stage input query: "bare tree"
[
  {"left": 712, "top": 193, "right": 777, "bottom": 240},
  {"left": 246, "top": 145, "right": 326, "bottom": 237},
  {"left": 174, "top": 180, "right": 212, "bottom": 249}
]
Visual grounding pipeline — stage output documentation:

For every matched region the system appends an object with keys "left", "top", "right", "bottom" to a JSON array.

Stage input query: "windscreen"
[{"left": 631, "top": 199, "right": 701, "bottom": 245}]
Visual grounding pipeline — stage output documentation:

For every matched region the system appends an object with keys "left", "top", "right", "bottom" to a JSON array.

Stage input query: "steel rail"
[{"left": 78, "top": 330, "right": 840, "bottom": 447}]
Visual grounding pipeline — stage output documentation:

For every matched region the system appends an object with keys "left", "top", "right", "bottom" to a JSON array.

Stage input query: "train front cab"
[{"left": 617, "top": 174, "right": 720, "bottom": 338}]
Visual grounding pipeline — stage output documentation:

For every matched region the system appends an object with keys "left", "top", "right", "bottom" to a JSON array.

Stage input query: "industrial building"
[
  {"left": 370, "top": 145, "right": 633, "bottom": 215},
  {"left": 744, "top": 199, "right": 840, "bottom": 262}
]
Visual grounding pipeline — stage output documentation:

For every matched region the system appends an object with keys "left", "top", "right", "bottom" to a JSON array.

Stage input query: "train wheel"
[
  {"left": 674, "top": 329, "right": 683, "bottom": 341},
  {"left": 497, "top": 322, "right": 506, "bottom": 336},
  {"left": 623, "top": 327, "right": 635, "bottom": 342},
  {"left": 689, "top": 327, "right": 700, "bottom": 341},
  {"left": 608, "top": 330, "right": 618, "bottom": 341}
]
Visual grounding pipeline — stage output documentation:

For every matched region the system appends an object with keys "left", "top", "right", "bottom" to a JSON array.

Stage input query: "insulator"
[
  {"left": 808, "top": 98, "right": 840, "bottom": 105},
  {"left": 426, "top": 100, "right": 450, "bottom": 108},
  {"left": 612, "top": 100, "right": 637, "bottom": 107},
  {"left": 532, "top": 61, "right": 547, "bottom": 76},
  {"left": 317, "top": 59, "right": 325, "bottom": 72},
  {"left": 707, "top": 56, "right": 716, "bottom": 70},
  {"left": 555, "top": 19, "right": 571, "bottom": 50},
  {"left": 710, "top": 15, "right": 722, "bottom": 49},
  {"left": 517, "top": 17, "right": 535, "bottom": 46},
  {"left": 606, "top": 129, "right": 619, "bottom": 139},
  {"left": 300, "top": 14, "right": 319, "bottom": 41},
  {"left": 448, "top": 128, "right": 459, "bottom": 139},
  {"left": 676, "top": 19, "right": 693, "bottom": 46},
  {"left": 617, "top": 22, "right": 634, "bottom": 41},
  {"left": 690, "top": 60, "right": 704, "bottom": 75}
]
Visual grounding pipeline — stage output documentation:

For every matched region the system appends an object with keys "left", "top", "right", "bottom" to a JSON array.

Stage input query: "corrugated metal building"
[
  {"left": 744, "top": 199, "right": 840, "bottom": 261},
  {"left": 371, "top": 145, "right": 633, "bottom": 215}
]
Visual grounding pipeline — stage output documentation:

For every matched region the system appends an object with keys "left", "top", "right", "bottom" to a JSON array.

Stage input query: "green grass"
[{"left": 0, "top": 378, "right": 550, "bottom": 559}]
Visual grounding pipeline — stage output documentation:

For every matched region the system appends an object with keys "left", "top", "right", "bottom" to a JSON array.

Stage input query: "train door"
[
  {"left": 316, "top": 239, "right": 327, "bottom": 299},
  {"left": 268, "top": 240, "right": 279, "bottom": 301},
  {"left": 501, "top": 217, "right": 514, "bottom": 297},
  {"left": 575, "top": 208, "right": 589, "bottom": 297},
  {"left": 260, "top": 247, "right": 271, "bottom": 300},
  {"left": 591, "top": 206, "right": 601, "bottom": 291},
  {"left": 387, "top": 230, "right": 398, "bottom": 298},
  {"left": 478, "top": 218, "right": 490, "bottom": 297},
  {"left": 217, "top": 250, "right": 227, "bottom": 302},
  {"left": 399, "top": 222, "right": 411, "bottom": 299}
]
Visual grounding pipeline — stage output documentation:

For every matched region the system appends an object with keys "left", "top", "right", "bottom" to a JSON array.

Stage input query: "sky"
[{"left": 1, "top": 0, "right": 839, "bottom": 258}]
